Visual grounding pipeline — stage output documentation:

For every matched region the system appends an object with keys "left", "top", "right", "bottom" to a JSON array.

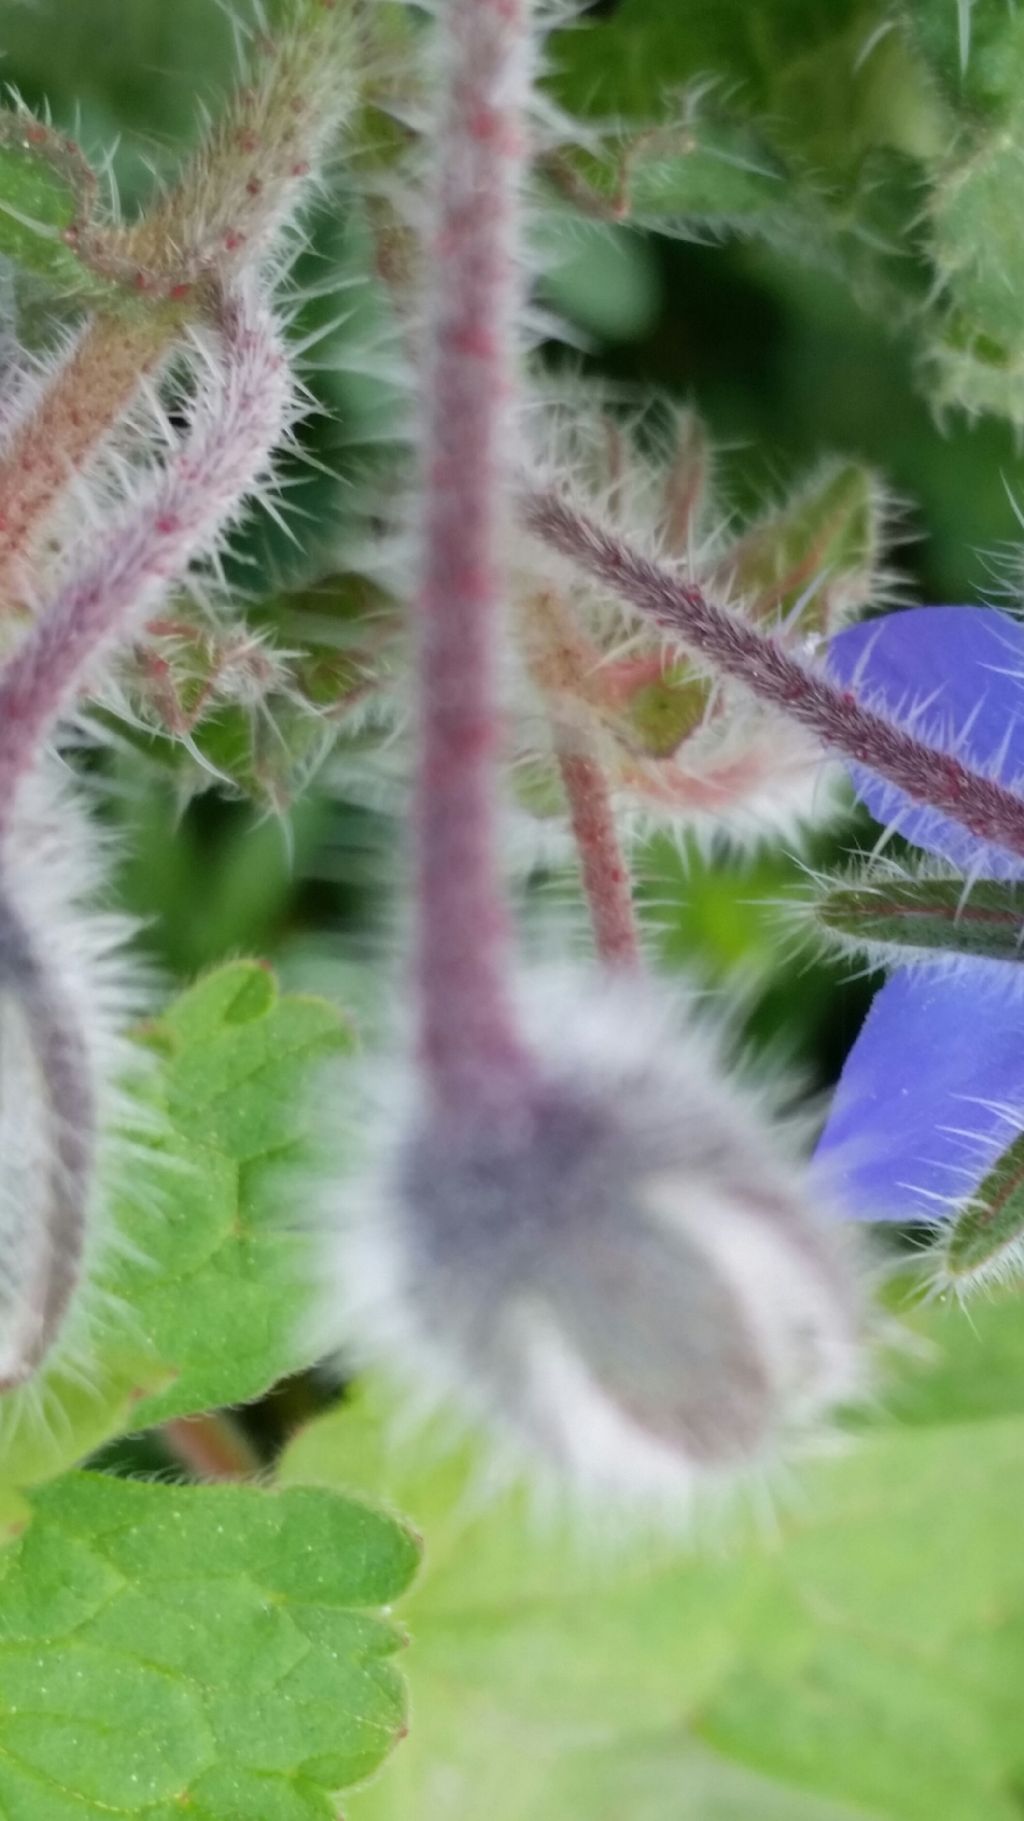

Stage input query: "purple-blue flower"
[{"left": 817, "top": 606, "right": 1024, "bottom": 1224}]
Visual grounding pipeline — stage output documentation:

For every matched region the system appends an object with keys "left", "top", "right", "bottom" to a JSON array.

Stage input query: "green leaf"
[
  {"left": 615, "top": 661, "right": 712, "bottom": 759},
  {"left": 930, "top": 124, "right": 1024, "bottom": 351},
  {"left": 814, "top": 871, "right": 1024, "bottom": 963},
  {"left": 0, "top": 113, "right": 138, "bottom": 303},
  {"left": 714, "top": 459, "right": 884, "bottom": 632},
  {"left": 546, "top": 0, "right": 943, "bottom": 312},
  {"left": 551, "top": 0, "right": 933, "bottom": 159},
  {"left": 548, "top": 111, "right": 798, "bottom": 238},
  {"left": 0, "top": 1470, "right": 418, "bottom": 1816},
  {"left": 0, "top": 116, "right": 99, "bottom": 294},
  {"left": 913, "top": 18, "right": 1024, "bottom": 425},
  {"left": 901, "top": 0, "right": 1024, "bottom": 118},
  {"left": 0, "top": 962, "right": 352, "bottom": 1494},
  {"left": 923, "top": 312, "right": 1024, "bottom": 423},
  {"left": 280, "top": 1294, "right": 1024, "bottom": 1821},
  {"left": 114, "top": 963, "right": 351, "bottom": 1426},
  {"left": 535, "top": 210, "right": 660, "bottom": 342},
  {"left": 107, "top": 579, "right": 393, "bottom": 811}
]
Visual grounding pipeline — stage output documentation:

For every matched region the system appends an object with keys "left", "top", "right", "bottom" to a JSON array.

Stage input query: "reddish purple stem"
[
  {"left": 557, "top": 747, "right": 641, "bottom": 967},
  {"left": 0, "top": 290, "right": 290, "bottom": 842},
  {"left": 414, "top": 0, "right": 534, "bottom": 1111},
  {"left": 523, "top": 486, "right": 1024, "bottom": 869}
]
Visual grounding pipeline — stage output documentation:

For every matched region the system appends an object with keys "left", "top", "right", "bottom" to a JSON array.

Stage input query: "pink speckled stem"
[
  {"left": 0, "top": 310, "right": 178, "bottom": 615},
  {"left": 414, "top": 0, "right": 534, "bottom": 1111},
  {"left": 557, "top": 746, "right": 641, "bottom": 967},
  {"left": 523, "top": 486, "right": 1024, "bottom": 868},
  {"left": 0, "top": 290, "right": 291, "bottom": 841}
]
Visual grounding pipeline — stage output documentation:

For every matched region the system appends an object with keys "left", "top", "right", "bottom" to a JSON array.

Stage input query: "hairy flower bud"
[{"left": 331, "top": 971, "right": 861, "bottom": 1509}]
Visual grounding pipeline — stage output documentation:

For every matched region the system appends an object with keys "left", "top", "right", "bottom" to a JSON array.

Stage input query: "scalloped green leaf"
[
  {"left": 280, "top": 1294, "right": 1024, "bottom": 1821},
  {"left": 0, "top": 962, "right": 352, "bottom": 1495},
  {"left": 0, "top": 1471, "right": 418, "bottom": 1816}
]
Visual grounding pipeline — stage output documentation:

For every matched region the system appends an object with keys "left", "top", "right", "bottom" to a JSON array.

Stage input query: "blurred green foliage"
[
  {"left": 282, "top": 1290, "right": 1024, "bottom": 1821},
  {"left": 9, "top": 0, "right": 1013, "bottom": 1089},
  {"left": 5, "top": 2, "right": 1024, "bottom": 1816}
]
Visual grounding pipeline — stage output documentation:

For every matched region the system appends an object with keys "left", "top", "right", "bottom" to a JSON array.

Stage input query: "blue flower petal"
[
  {"left": 816, "top": 966, "right": 1024, "bottom": 1222},
  {"left": 828, "top": 606, "right": 1024, "bottom": 877}
]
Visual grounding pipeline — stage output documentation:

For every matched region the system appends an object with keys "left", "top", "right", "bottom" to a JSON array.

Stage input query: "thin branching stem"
[
  {"left": 557, "top": 744, "right": 641, "bottom": 966},
  {"left": 523, "top": 484, "right": 1024, "bottom": 868},
  {"left": 162, "top": 1414, "right": 262, "bottom": 1481}
]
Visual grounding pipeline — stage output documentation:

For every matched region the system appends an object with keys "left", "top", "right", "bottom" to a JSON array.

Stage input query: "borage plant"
[{"left": 4, "top": 1, "right": 1024, "bottom": 1818}]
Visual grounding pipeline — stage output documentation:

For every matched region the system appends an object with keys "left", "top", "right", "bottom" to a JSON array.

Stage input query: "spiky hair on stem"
[
  {"left": 785, "top": 852, "right": 1024, "bottom": 988},
  {"left": 326, "top": 384, "right": 894, "bottom": 865},
  {"left": 329, "top": 966, "right": 863, "bottom": 1513},
  {"left": 0, "top": 767, "right": 148, "bottom": 1388},
  {"left": 0, "top": 286, "right": 295, "bottom": 1382},
  {"left": 0, "top": 0, "right": 354, "bottom": 617},
  {"left": 511, "top": 391, "right": 898, "bottom": 856},
  {"left": 120, "top": 0, "right": 357, "bottom": 293},
  {"left": 0, "top": 288, "right": 294, "bottom": 807},
  {"left": 522, "top": 485, "right": 1024, "bottom": 873}
]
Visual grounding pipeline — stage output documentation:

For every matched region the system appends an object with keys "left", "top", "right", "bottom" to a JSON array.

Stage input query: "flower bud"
[{"left": 332, "top": 970, "right": 862, "bottom": 1510}]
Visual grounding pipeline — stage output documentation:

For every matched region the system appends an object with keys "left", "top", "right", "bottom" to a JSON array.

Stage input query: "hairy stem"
[
  {"left": 0, "top": 1, "right": 352, "bottom": 617},
  {"left": 557, "top": 745, "right": 641, "bottom": 966},
  {"left": 524, "top": 486, "right": 1024, "bottom": 868},
  {"left": 0, "top": 309, "right": 179, "bottom": 614},
  {"left": 124, "top": 0, "right": 354, "bottom": 284},
  {"left": 162, "top": 1413, "right": 262, "bottom": 1481},
  {"left": 517, "top": 585, "right": 641, "bottom": 966},
  {"left": 414, "top": 0, "right": 534, "bottom": 1111},
  {"left": 0, "top": 289, "right": 291, "bottom": 839},
  {"left": 0, "top": 895, "right": 95, "bottom": 1388}
]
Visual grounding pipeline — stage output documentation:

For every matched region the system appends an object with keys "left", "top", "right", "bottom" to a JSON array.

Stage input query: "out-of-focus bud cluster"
[
  {"left": 103, "top": 575, "right": 399, "bottom": 811},
  {"left": 318, "top": 398, "right": 891, "bottom": 853},
  {"left": 513, "top": 398, "right": 891, "bottom": 848}
]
